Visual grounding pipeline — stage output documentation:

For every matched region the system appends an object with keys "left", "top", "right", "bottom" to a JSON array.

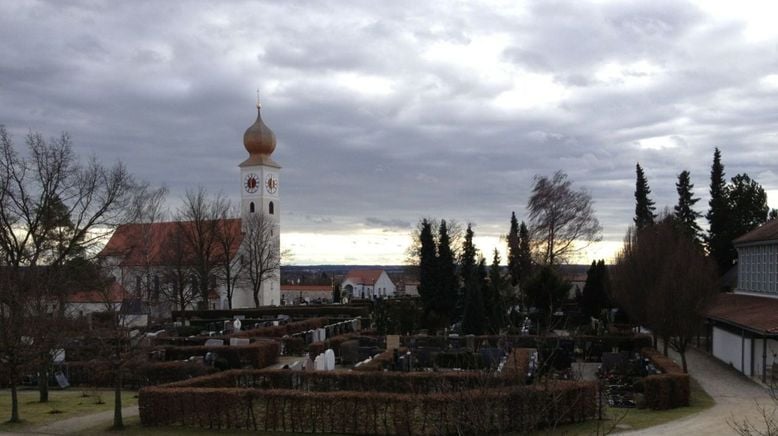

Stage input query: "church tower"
[{"left": 237, "top": 97, "right": 281, "bottom": 307}]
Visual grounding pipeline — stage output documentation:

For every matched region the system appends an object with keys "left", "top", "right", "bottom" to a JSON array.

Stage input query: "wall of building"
[{"left": 737, "top": 243, "right": 778, "bottom": 295}]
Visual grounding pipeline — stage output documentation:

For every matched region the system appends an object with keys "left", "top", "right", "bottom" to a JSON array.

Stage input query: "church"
[{"left": 98, "top": 101, "right": 282, "bottom": 311}]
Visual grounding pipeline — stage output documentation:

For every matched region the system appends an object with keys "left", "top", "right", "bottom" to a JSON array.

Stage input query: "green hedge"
[{"left": 640, "top": 347, "right": 689, "bottom": 409}]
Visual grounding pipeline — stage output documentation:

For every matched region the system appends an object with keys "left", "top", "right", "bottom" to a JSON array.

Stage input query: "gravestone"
[
  {"left": 54, "top": 371, "right": 70, "bottom": 389},
  {"left": 324, "top": 349, "right": 335, "bottom": 370},
  {"left": 205, "top": 339, "right": 225, "bottom": 347},
  {"left": 318, "top": 328, "right": 327, "bottom": 341},
  {"left": 314, "top": 353, "right": 326, "bottom": 371},
  {"left": 340, "top": 340, "right": 359, "bottom": 364},
  {"left": 230, "top": 338, "right": 250, "bottom": 346},
  {"left": 302, "top": 355, "right": 314, "bottom": 371},
  {"left": 386, "top": 334, "right": 400, "bottom": 351}
]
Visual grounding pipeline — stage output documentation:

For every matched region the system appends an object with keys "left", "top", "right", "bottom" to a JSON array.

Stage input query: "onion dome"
[{"left": 243, "top": 106, "right": 276, "bottom": 157}]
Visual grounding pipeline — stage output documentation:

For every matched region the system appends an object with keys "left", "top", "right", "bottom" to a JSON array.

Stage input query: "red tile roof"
[
  {"left": 281, "top": 285, "right": 332, "bottom": 293},
  {"left": 706, "top": 292, "right": 778, "bottom": 334},
  {"left": 99, "top": 219, "right": 242, "bottom": 266},
  {"left": 343, "top": 269, "right": 385, "bottom": 286},
  {"left": 734, "top": 219, "right": 778, "bottom": 245},
  {"left": 67, "top": 280, "right": 127, "bottom": 304}
]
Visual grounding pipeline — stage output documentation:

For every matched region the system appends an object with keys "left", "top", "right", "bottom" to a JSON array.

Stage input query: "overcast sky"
[{"left": 2, "top": 1, "right": 778, "bottom": 265}]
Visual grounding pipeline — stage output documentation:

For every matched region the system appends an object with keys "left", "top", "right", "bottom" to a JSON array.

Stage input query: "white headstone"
[
  {"left": 230, "top": 337, "right": 250, "bottom": 346},
  {"left": 233, "top": 319, "right": 242, "bottom": 331},
  {"left": 324, "top": 349, "right": 335, "bottom": 371},
  {"left": 205, "top": 339, "right": 224, "bottom": 347},
  {"left": 314, "top": 353, "right": 326, "bottom": 371},
  {"left": 317, "top": 328, "right": 326, "bottom": 342}
]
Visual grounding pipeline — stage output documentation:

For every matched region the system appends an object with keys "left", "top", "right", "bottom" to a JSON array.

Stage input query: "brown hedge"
[
  {"left": 352, "top": 347, "right": 403, "bottom": 372},
  {"left": 139, "top": 380, "right": 597, "bottom": 434},
  {"left": 162, "top": 340, "right": 280, "bottom": 369},
  {"left": 640, "top": 347, "right": 689, "bottom": 409},
  {"left": 231, "top": 317, "right": 329, "bottom": 339},
  {"left": 502, "top": 348, "right": 532, "bottom": 384}
]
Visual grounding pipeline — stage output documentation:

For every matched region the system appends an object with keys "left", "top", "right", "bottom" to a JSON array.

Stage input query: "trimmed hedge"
[
  {"left": 400, "top": 334, "right": 652, "bottom": 355},
  {"left": 61, "top": 361, "right": 217, "bottom": 388},
  {"left": 163, "top": 340, "right": 280, "bottom": 369},
  {"left": 136, "top": 362, "right": 218, "bottom": 386},
  {"left": 231, "top": 317, "right": 329, "bottom": 339},
  {"left": 172, "top": 305, "right": 369, "bottom": 322},
  {"left": 503, "top": 348, "right": 532, "bottom": 384},
  {"left": 353, "top": 348, "right": 403, "bottom": 372},
  {"left": 139, "top": 371, "right": 597, "bottom": 434},
  {"left": 640, "top": 348, "right": 689, "bottom": 409}
]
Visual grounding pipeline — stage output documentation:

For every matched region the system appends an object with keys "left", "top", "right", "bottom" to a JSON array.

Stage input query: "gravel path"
[
  {"left": 624, "top": 346, "right": 772, "bottom": 435},
  {"left": 0, "top": 406, "right": 138, "bottom": 436}
]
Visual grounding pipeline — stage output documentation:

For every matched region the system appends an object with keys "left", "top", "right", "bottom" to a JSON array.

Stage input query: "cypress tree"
[
  {"left": 507, "top": 212, "right": 521, "bottom": 287},
  {"left": 634, "top": 163, "right": 656, "bottom": 230},
  {"left": 436, "top": 220, "right": 458, "bottom": 324},
  {"left": 487, "top": 248, "right": 507, "bottom": 333},
  {"left": 706, "top": 148, "right": 730, "bottom": 274},
  {"left": 674, "top": 170, "right": 702, "bottom": 244},
  {"left": 460, "top": 224, "right": 485, "bottom": 334},
  {"left": 417, "top": 219, "right": 438, "bottom": 321}
]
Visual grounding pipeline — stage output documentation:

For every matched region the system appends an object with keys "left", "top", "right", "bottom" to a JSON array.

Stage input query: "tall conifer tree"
[
  {"left": 417, "top": 219, "right": 438, "bottom": 321},
  {"left": 518, "top": 221, "right": 532, "bottom": 279},
  {"left": 487, "top": 249, "right": 507, "bottom": 333},
  {"left": 674, "top": 170, "right": 702, "bottom": 244},
  {"left": 507, "top": 212, "right": 521, "bottom": 287},
  {"left": 460, "top": 224, "right": 485, "bottom": 334},
  {"left": 436, "top": 220, "right": 458, "bottom": 324},
  {"left": 706, "top": 148, "right": 729, "bottom": 274},
  {"left": 634, "top": 163, "right": 656, "bottom": 229}
]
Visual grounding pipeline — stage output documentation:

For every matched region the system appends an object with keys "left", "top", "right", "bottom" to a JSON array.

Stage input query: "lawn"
[
  {"left": 0, "top": 388, "right": 138, "bottom": 429},
  {"left": 545, "top": 376, "right": 715, "bottom": 435}
]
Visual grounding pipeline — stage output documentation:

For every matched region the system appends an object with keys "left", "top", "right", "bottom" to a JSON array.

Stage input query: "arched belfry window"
[
  {"left": 250, "top": 202, "right": 255, "bottom": 213},
  {"left": 269, "top": 201, "right": 274, "bottom": 215}
]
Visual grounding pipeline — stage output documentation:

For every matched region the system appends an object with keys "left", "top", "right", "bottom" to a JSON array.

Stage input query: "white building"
[
  {"left": 707, "top": 219, "right": 778, "bottom": 383},
  {"left": 99, "top": 102, "right": 282, "bottom": 311},
  {"left": 341, "top": 269, "right": 396, "bottom": 299}
]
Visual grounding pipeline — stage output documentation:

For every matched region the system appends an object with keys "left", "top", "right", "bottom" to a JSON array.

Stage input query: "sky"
[{"left": 2, "top": 0, "right": 778, "bottom": 265}]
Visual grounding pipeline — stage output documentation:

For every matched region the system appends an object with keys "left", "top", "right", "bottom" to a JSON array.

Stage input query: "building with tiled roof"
[
  {"left": 706, "top": 218, "right": 778, "bottom": 383},
  {"left": 341, "top": 269, "right": 396, "bottom": 299}
]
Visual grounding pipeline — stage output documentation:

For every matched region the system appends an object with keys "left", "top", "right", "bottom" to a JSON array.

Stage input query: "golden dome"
[{"left": 243, "top": 106, "right": 276, "bottom": 158}]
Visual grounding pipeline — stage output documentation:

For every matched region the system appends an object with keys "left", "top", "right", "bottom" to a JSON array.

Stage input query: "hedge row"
[
  {"left": 352, "top": 347, "right": 403, "bottom": 372},
  {"left": 162, "top": 340, "right": 280, "bottom": 369},
  {"left": 162, "top": 369, "right": 525, "bottom": 393},
  {"left": 231, "top": 317, "right": 329, "bottom": 339},
  {"left": 172, "top": 305, "right": 370, "bottom": 322},
  {"left": 502, "top": 348, "right": 532, "bottom": 384},
  {"left": 640, "top": 347, "right": 689, "bottom": 409},
  {"left": 61, "top": 361, "right": 216, "bottom": 388},
  {"left": 401, "top": 334, "right": 652, "bottom": 353},
  {"left": 139, "top": 381, "right": 597, "bottom": 434}
]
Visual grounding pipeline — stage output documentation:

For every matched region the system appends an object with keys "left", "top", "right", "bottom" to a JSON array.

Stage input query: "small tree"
[
  {"left": 706, "top": 148, "right": 730, "bottom": 275},
  {"left": 528, "top": 171, "right": 602, "bottom": 265},
  {"left": 243, "top": 211, "right": 280, "bottom": 307},
  {"left": 581, "top": 260, "right": 609, "bottom": 320},
  {"left": 214, "top": 207, "right": 243, "bottom": 309},
  {"left": 674, "top": 170, "right": 702, "bottom": 245}
]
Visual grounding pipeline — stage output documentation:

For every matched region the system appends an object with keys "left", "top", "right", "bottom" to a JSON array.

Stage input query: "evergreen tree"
[
  {"left": 581, "top": 259, "right": 609, "bottom": 319},
  {"left": 487, "top": 249, "right": 507, "bottom": 333},
  {"left": 518, "top": 221, "right": 532, "bottom": 281},
  {"left": 673, "top": 170, "right": 702, "bottom": 244},
  {"left": 524, "top": 266, "right": 570, "bottom": 327},
  {"left": 634, "top": 163, "right": 656, "bottom": 229},
  {"left": 728, "top": 173, "right": 769, "bottom": 240},
  {"left": 706, "top": 148, "right": 730, "bottom": 274},
  {"left": 417, "top": 219, "right": 438, "bottom": 323},
  {"left": 507, "top": 212, "right": 521, "bottom": 287},
  {"left": 460, "top": 224, "right": 485, "bottom": 334},
  {"left": 436, "top": 219, "right": 458, "bottom": 325}
]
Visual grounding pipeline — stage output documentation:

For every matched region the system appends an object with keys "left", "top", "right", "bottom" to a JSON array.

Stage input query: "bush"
[{"left": 640, "top": 347, "right": 689, "bottom": 409}]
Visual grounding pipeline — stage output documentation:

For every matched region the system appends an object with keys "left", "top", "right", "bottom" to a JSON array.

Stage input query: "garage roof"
[{"left": 706, "top": 292, "right": 778, "bottom": 335}]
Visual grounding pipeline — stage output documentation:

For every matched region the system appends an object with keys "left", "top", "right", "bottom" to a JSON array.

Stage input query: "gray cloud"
[{"left": 2, "top": 0, "right": 778, "bottom": 262}]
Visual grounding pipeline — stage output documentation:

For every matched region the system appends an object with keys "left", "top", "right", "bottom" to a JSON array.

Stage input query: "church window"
[
  {"left": 250, "top": 202, "right": 255, "bottom": 213},
  {"left": 269, "top": 201, "right": 274, "bottom": 215}
]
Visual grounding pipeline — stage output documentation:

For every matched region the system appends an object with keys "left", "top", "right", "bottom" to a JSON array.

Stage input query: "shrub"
[{"left": 640, "top": 347, "right": 689, "bottom": 409}]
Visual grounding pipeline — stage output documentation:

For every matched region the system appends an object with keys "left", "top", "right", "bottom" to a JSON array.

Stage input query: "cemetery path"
[
  {"left": 0, "top": 405, "right": 138, "bottom": 436},
  {"left": 623, "top": 345, "right": 771, "bottom": 435}
]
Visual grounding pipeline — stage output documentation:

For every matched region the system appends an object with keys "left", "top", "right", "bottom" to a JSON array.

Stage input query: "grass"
[
  {"left": 80, "top": 415, "right": 329, "bottom": 436},
  {"left": 545, "top": 376, "right": 715, "bottom": 435},
  {"left": 0, "top": 388, "right": 138, "bottom": 429}
]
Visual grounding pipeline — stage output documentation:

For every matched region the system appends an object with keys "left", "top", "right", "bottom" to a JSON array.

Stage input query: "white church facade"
[{"left": 99, "top": 101, "right": 282, "bottom": 311}]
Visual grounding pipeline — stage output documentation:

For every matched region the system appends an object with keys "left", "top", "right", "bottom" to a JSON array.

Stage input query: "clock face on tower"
[
  {"left": 265, "top": 173, "right": 278, "bottom": 194},
  {"left": 244, "top": 173, "right": 259, "bottom": 193}
]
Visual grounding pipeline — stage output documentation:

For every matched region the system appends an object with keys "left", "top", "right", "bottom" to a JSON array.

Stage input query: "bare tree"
[
  {"left": 243, "top": 211, "right": 280, "bottom": 307},
  {"left": 214, "top": 205, "right": 243, "bottom": 309},
  {"left": 611, "top": 218, "right": 717, "bottom": 371},
  {"left": 158, "top": 226, "right": 197, "bottom": 312},
  {"left": 175, "top": 188, "right": 229, "bottom": 309},
  {"left": 527, "top": 171, "right": 602, "bottom": 265},
  {"left": 0, "top": 127, "right": 134, "bottom": 421}
]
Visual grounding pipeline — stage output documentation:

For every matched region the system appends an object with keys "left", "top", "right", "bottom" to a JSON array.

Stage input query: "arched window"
[
  {"left": 269, "top": 201, "right": 274, "bottom": 215},
  {"left": 250, "top": 202, "right": 255, "bottom": 213}
]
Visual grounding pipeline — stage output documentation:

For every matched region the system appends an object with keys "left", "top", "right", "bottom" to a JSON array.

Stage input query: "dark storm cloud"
[{"left": 2, "top": 0, "right": 778, "bottom": 262}]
